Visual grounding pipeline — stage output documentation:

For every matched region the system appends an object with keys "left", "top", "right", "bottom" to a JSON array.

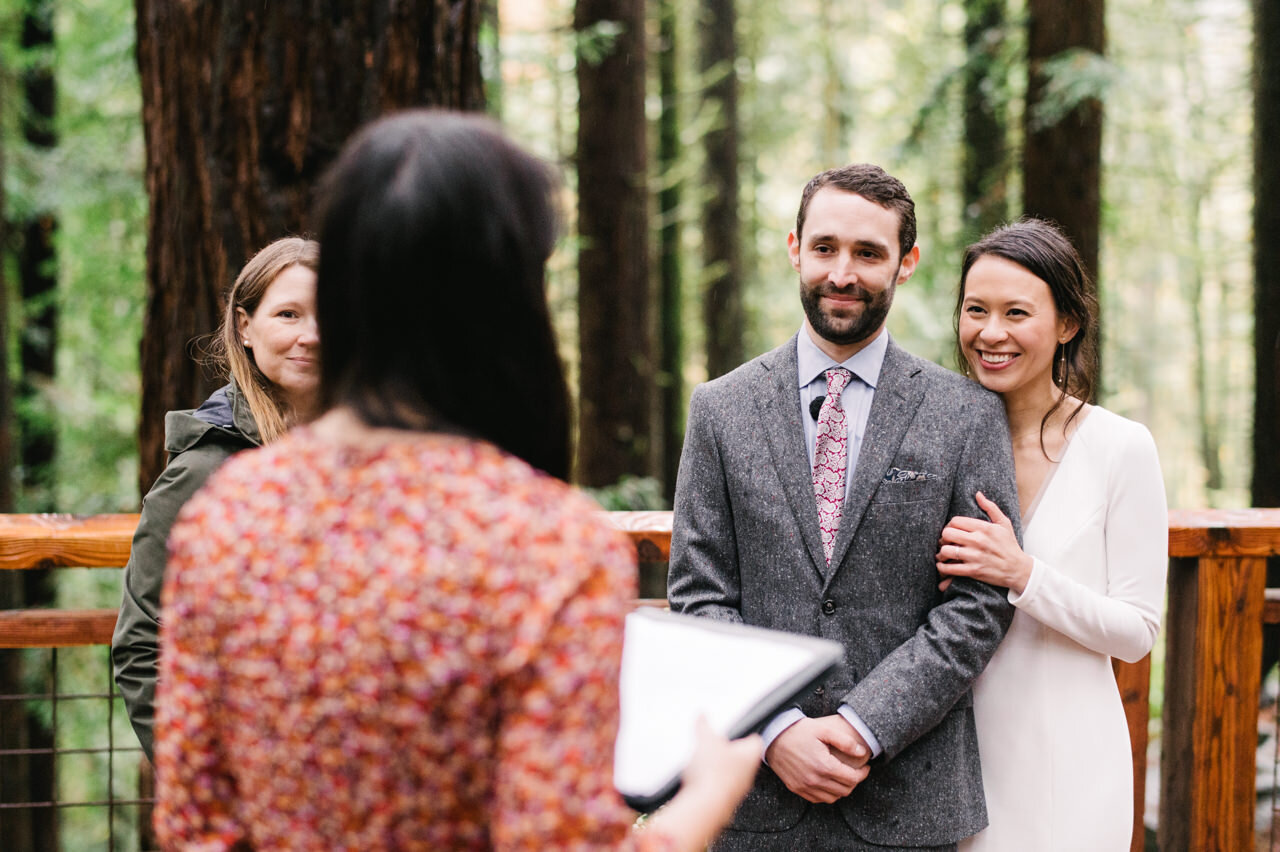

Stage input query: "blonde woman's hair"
[{"left": 208, "top": 237, "right": 321, "bottom": 443}]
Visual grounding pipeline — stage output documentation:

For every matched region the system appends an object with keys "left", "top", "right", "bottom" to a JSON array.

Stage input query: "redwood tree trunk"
[
  {"left": 657, "top": 0, "right": 683, "bottom": 500},
  {"left": 134, "top": 0, "right": 483, "bottom": 491},
  {"left": 574, "top": 0, "right": 652, "bottom": 487},
  {"left": 701, "top": 0, "right": 744, "bottom": 380},
  {"left": 1253, "top": 0, "right": 1280, "bottom": 689},
  {"left": 1254, "top": 0, "right": 1280, "bottom": 512},
  {"left": 1023, "top": 0, "right": 1103, "bottom": 384}
]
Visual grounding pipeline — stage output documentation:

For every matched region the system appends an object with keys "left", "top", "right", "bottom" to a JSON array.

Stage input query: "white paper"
[{"left": 613, "top": 610, "right": 840, "bottom": 802}]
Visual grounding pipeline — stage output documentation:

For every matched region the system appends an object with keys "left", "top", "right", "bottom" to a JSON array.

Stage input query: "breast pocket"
[{"left": 870, "top": 478, "right": 948, "bottom": 505}]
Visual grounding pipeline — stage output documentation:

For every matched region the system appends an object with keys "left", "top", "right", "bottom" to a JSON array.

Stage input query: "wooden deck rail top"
[{"left": 0, "top": 508, "right": 1279, "bottom": 572}]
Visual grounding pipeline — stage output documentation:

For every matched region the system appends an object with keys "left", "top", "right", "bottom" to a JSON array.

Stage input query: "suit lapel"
[
  {"left": 754, "top": 336, "right": 828, "bottom": 577},
  {"left": 825, "top": 340, "right": 925, "bottom": 577}
]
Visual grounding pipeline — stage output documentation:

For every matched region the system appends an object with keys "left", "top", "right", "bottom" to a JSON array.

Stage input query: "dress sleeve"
[
  {"left": 1009, "top": 422, "right": 1168, "bottom": 663},
  {"left": 489, "top": 521, "right": 676, "bottom": 852},
  {"left": 151, "top": 497, "right": 249, "bottom": 851}
]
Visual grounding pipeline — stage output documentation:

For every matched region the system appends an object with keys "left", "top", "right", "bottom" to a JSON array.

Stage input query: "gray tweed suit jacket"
[{"left": 668, "top": 334, "right": 1019, "bottom": 849}]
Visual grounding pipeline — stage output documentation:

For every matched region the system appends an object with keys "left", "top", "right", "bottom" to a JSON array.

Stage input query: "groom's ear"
[{"left": 896, "top": 244, "right": 920, "bottom": 284}]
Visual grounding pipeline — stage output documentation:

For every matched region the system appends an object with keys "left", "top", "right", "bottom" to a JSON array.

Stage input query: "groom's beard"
[{"left": 799, "top": 267, "right": 900, "bottom": 347}]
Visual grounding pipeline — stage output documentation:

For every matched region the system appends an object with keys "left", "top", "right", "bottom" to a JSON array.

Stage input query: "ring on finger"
[{"left": 952, "top": 544, "right": 962, "bottom": 560}]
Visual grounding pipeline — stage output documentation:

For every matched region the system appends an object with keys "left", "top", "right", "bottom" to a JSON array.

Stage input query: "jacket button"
[
  {"left": 822, "top": 599, "right": 837, "bottom": 615},
  {"left": 814, "top": 685, "right": 825, "bottom": 696}
]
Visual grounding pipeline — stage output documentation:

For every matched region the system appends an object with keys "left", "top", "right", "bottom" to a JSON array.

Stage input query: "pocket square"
[{"left": 883, "top": 467, "right": 939, "bottom": 482}]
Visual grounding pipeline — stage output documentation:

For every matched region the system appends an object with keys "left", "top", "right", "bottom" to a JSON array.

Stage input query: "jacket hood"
[{"left": 163, "top": 380, "right": 263, "bottom": 454}]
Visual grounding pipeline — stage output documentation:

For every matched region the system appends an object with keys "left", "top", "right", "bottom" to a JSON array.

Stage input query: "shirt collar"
[{"left": 796, "top": 325, "right": 889, "bottom": 390}]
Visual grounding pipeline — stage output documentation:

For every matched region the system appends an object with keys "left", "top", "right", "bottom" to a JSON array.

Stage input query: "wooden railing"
[{"left": 1, "top": 508, "right": 1278, "bottom": 850}]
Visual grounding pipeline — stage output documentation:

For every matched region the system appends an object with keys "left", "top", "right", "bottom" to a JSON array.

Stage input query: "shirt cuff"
[
  {"left": 837, "top": 704, "right": 883, "bottom": 758},
  {"left": 760, "top": 707, "right": 806, "bottom": 764}
]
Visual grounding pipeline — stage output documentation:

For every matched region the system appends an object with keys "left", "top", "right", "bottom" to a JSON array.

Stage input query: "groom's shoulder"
[
  {"left": 695, "top": 338, "right": 792, "bottom": 402},
  {"left": 891, "top": 343, "right": 1003, "bottom": 415}
]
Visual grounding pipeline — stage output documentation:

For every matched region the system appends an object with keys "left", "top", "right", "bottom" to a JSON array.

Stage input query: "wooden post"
[
  {"left": 1161, "top": 554, "right": 1266, "bottom": 852},
  {"left": 1114, "top": 654, "right": 1151, "bottom": 852}
]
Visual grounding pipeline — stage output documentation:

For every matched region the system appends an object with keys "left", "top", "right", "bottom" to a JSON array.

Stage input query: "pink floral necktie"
[{"left": 813, "top": 368, "right": 852, "bottom": 564}]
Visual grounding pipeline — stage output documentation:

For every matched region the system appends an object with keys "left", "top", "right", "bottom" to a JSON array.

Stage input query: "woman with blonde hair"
[{"left": 113, "top": 236, "right": 320, "bottom": 760}]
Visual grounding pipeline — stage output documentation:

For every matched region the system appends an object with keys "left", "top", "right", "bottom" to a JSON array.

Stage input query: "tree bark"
[
  {"left": 963, "top": 0, "right": 1010, "bottom": 241},
  {"left": 1254, "top": 0, "right": 1280, "bottom": 511},
  {"left": 1253, "top": 0, "right": 1280, "bottom": 685},
  {"left": 1023, "top": 0, "right": 1103, "bottom": 385},
  {"left": 657, "top": 0, "right": 683, "bottom": 501},
  {"left": 134, "top": 0, "right": 483, "bottom": 492},
  {"left": 574, "top": 0, "right": 652, "bottom": 486},
  {"left": 700, "top": 0, "right": 744, "bottom": 380}
]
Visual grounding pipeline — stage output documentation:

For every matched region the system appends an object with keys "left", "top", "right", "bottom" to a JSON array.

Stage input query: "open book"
[{"left": 613, "top": 608, "right": 843, "bottom": 811}]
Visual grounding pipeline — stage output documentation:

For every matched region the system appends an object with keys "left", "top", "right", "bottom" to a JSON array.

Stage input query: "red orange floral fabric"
[{"left": 154, "top": 428, "right": 672, "bottom": 851}]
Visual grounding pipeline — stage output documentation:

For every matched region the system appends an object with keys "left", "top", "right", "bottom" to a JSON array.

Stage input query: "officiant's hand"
[{"left": 765, "top": 715, "right": 869, "bottom": 803}]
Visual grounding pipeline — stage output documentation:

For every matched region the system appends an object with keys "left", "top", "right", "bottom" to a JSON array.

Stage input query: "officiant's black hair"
[
  {"left": 311, "top": 109, "right": 571, "bottom": 481},
  {"left": 955, "top": 217, "right": 1099, "bottom": 457}
]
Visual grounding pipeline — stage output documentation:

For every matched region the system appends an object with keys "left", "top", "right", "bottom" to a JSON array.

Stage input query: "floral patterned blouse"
[{"left": 153, "top": 428, "right": 673, "bottom": 851}]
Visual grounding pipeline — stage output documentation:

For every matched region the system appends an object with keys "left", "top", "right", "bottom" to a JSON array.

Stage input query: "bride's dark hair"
[{"left": 954, "top": 217, "right": 1099, "bottom": 454}]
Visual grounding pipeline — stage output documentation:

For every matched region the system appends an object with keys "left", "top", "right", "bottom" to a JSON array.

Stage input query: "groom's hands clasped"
[{"left": 764, "top": 715, "right": 870, "bottom": 803}]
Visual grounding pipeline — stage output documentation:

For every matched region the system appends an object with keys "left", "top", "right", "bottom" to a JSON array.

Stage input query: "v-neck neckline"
[{"left": 1021, "top": 405, "right": 1093, "bottom": 530}]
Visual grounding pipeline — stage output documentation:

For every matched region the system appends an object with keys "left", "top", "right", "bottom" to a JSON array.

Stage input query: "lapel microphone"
[{"left": 810, "top": 395, "right": 825, "bottom": 421}]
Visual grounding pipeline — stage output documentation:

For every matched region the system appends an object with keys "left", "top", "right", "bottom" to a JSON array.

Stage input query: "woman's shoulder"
[
  {"left": 1074, "top": 405, "right": 1163, "bottom": 478},
  {"left": 1078, "top": 405, "right": 1156, "bottom": 445},
  {"left": 164, "top": 384, "right": 258, "bottom": 455}
]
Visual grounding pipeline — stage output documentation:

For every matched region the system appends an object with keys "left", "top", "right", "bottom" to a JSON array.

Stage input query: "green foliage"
[
  {"left": 1029, "top": 47, "right": 1118, "bottom": 131},
  {"left": 574, "top": 18, "right": 624, "bottom": 67},
  {"left": 47, "top": 0, "right": 145, "bottom": 515},
  {"left": 583, "top": 474, "right": 669, "bottom": 511}
]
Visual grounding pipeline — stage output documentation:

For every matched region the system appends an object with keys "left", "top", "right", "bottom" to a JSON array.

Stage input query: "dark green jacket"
[{"left": 111, "top": 381, "right": 261, "bottom": 760}]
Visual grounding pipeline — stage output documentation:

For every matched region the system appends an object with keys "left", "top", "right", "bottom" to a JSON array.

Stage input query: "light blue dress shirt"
[{"left": 760, "top": 327, "right": 890, "bottom": 761}]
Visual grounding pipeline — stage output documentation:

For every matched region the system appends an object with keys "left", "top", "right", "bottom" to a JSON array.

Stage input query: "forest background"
[
  {"left": 0, "top": 0, "right": 1270, "bottom": 847},
  {"left": 0, "top": 0, "right": 1259, "bottom": 519}
]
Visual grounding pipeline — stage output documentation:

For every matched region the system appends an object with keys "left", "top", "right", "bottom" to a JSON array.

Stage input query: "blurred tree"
[
  {"left": 815, "top": 3, "right": 850, "bottom": 167},
  {"left": 656, "top": 0, "right": 683, "bottom": 500},
  {"left": 962, "top": 0, "right": 1011, "bottom": 241},
  {"left": 17, "top": 0, "right": 55, "bottom": 515},
  {"left": 0, "top": 37, "right": 29, "bottom": 852},
  {"left": 133, "top": 0, "right": 484, "bottom": 491},
  {"left": 574, "top": 0, "right": 652, "bottom": 486},
  {"left": 701, "top": 0, "right": 743, "bottom": 379},
  {"left": 1023, "top": 0, "right": 1104, "bottom": 383},
  {"left": 1254, "top": 0, "right": 1280, "bottom": 684},
  {"left": 1254, "top": 0, "right": 1279, "bottom": 512},
  {"left": 10, "top": 1, "right": 57, "bottom": 845}
]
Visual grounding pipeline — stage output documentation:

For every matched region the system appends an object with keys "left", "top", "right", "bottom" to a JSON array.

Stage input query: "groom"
[{"left": 668, "top": 164, "right": 1019, "bottom": 851}]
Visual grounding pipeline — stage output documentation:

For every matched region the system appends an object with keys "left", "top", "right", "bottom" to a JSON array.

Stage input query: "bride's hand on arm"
[{"left": 936, "top": 491, "right": 1033, "bottom": 595}]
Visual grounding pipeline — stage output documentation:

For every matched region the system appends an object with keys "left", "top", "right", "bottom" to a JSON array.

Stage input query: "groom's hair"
[{"left": 795, "top": 164, "right": 917, "bottom": 259}]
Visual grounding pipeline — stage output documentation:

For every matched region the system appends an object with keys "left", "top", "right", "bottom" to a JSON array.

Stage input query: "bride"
[{"left": 936, "top": 218, "right": 1167, "bottom": 851}]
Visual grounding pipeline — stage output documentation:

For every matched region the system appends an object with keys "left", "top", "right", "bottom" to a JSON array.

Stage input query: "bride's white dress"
[{"left": 961, "top": 406, "right": 1167, "bottom": 851}]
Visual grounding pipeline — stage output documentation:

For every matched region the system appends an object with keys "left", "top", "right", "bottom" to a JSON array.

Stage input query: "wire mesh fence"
[{"left": 0, "top": 645, "right": 154, "bottom": 852}]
